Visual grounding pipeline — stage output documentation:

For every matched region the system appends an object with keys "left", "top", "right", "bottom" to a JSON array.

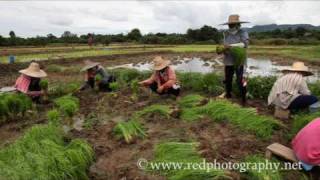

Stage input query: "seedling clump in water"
[{"left": 113, "top": 119, "right": 146, "bottom": 143}]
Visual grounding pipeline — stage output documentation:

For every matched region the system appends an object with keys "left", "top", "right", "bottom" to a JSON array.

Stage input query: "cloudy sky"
[{"left": 0, "top": 1, "right": 319, "bottom": 37}]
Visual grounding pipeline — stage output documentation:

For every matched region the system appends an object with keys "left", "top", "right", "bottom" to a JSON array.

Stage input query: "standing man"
[{"left": 220, "top": 14, "right": 249, "bottom": 104}]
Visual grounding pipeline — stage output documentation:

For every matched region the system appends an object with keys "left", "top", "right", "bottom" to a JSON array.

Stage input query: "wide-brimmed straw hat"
[
  {"left": 81, "top": 60, "right": 100, "bottom": 72},
  {"left": 282, "top": 61, "right": 313, "bottom": 76},
  {"left": 153, "top": 56, "right": 171, "bottom": 71},
  {"left": 221, "top": 14, "right": 249, "bottom": 25},
  {"left": 19, "top": 62, "right": 47, "bottom": 78}
]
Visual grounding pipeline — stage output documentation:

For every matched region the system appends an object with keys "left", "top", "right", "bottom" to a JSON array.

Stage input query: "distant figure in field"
[
  {"left": 14, "top": 62, "right": 47, "bottom": 101},
  {"left": 268, "top": 62, "right": 318, "bottom": 111},
  {"left": 292, "top": 118, "right": 320, "bottom": 173},
  {"left": 220, "top": 14, "right": 249, "bottom": 104},
  {"left": 88, "top": 33, "right": 93, "bottom": 47},
  {"left": 80, "top": 60, "right": 116, "bottom": 92},
  {"left": 139, "top": 56, "right": 180, "bottom": 97}
]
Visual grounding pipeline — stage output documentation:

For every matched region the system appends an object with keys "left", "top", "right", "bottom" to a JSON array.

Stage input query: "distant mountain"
[{"left": 243, "top": 24, "right": 320, "bottom": 32}]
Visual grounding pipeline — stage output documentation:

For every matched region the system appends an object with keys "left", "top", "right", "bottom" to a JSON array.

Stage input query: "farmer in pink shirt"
[
  {"left": 292, "top": 118, "right": 320, "bottom": 171},
  {"left": 139, "top": 56, "right": 180, "bottom": 97}
]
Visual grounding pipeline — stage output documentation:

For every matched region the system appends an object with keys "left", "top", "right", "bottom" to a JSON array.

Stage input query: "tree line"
[{"left": 0, "top": 25, "right": 319, "bottom": 46}]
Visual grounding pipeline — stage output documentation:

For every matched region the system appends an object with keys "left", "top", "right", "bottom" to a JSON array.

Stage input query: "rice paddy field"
[{"left": 0, "top": 44, "right": 320, "bottom": 179}]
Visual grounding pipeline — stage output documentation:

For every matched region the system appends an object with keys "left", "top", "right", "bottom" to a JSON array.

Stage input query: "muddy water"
[{"left": 111, "top": 57, "right": 320, "bottom": 82}]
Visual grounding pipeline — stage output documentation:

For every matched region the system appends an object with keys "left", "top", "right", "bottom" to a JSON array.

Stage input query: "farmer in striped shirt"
[
  {"left": 268, "top": 62, "right": 318, "bottom": 111},
  {"left": 220, "top": 15, "right": 249, "bottom": 104},
  {"left": 14, "top": 62, "right": 47, "bottom": 101}
]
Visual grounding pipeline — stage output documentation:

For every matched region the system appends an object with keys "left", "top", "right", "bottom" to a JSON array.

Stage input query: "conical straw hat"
[
  {"left": 81, "top": 60, "right": 100, "bottom": 72},
  {"left": 221, "top": 14, "right": 249, "bottom": 25},
  {"left": 153, "top": 56, "right": 171, "bottom": 71},
  {"left": 282, "top": 61, "right": 313, "bottom": 76},
  {"left": 19, "top": 62, "right": 47, "bottom": 78}
]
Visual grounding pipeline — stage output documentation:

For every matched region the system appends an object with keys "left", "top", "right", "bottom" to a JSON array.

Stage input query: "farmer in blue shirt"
[{"left": 220, "top": 14, "right": 249, "bottom": 104}]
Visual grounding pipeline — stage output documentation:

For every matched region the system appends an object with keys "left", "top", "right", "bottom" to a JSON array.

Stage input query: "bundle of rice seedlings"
[
  {"left": 243, "top": 155, "right": 282, "bottom": 180},
  {"left": 54, "top": 95, "right": 79, "bottom": 118},
  {"left": 0, "top": 124, "right": 94, "bottom": 180},
  {"left": 130, "top": 79, "right": 139, "bottom": 101},
  {"left": 49, "top": 82, "right": 80, "bottom": 97},
  {"left": 113, "top": 120, "right": 146, "bottom": 143},
  {"left": 200, "top": 100, "right": 281, "bottom": 139},
  {"left": 149, "top": 142, "right": 227, "bottom": 180},
  {"left": 39, "top": 79, "right": 49, "bottom": 90},
  {"left": 178, "top": 94, "right": 205, "bottom": 109},
  {"left": 109, "top": 82, "right": 120, "bottom": 91},
  {"left": 47, "top": 109, "right": 61, "bottom": 126},
  {"left": 95, "top": 74, "right": 102, "bottom": 82},
  {"left": 215, "top": 46, "right": 246, "bottom": 67},
  {"left": 177, "top": 72, "right": 205, "bottom": 92},
  {"left": 134, "top": 104, "right": 171, "bottom": 119},
  {"left": 3, "top": 93, "right": 32, "bottom": 119}
]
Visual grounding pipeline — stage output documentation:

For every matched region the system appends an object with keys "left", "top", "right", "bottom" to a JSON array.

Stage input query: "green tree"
[{"left": 127, "top": 28, "right": 142, "bottom": 41}]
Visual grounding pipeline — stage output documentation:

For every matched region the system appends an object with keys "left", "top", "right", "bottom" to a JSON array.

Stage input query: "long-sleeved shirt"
[
  {"left": 15, "top": 74, "right": 42, "bottom": 97},
  {"left": 223, "top": 29, "right": 249, "bottom": 66},
  {"left": 81, "top": 66, "right": 111, "bottom": 90},
  {"left": 292, "top": 118, "right": 320, "bottom": 165},
  {"left": 142, "top": 66, "right": 177, "bottom": 89},
  {"left": 268, "top": 73, "right": 310, "bottom": 109}
]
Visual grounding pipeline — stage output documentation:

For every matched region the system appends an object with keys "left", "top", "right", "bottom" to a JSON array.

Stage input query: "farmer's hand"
[
  {"left": 138, "top": 81, "right": 145, "bottom": 86},
  {"left": 157, "top": 86, "right": 164, "bottom": 93}
]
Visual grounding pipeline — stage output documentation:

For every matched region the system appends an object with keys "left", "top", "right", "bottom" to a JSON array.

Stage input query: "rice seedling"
[
  {"left": 113, "top": 119, "right": 146, "bottom": 143},
  {"left": 247, "top": 76, "right": 276, "bottom": 100},
  {"left": 46, "top": 64, "right": 64, "bottom": 73},
  {"left": 289, "top": 111, "right": 320, "bottom": 138},
  {"left": 117, "top": 68, "right": 141, "bottom": 84},
  {"left": 49, "top": 82, "right": 80, "bottom": 97},
  {"left": 177, "top": 72, "right": 205, "bottom": 92},
  {"left": 0, "top": 124, "right": 94, "bottom": 180},
  {"left": 216, "top": 46, "right": 246, "bottom": 67},
  {"left": 149, "top": 142, "right": 227, "bottom": 179},
  {"left": 134, "top": 104, "right": 171, "bottom": 119},
  {"left": 2, "top": 93, "right": 32, "bottom": 119},
  {"left": 202, "top": 73, "right": 224, "bottom": 95},
  {"left": 54, "top": 95, "right": 79, "bottom": 118},
  {"left": 130, "top": 79, "right": 139, "bottom": 101},
  {"left": 178, "top": 94, "right": 205, "bottom": 108},
  {"left": 47, "top": 109, "right": 61, "bottom": 126},
  {"left": 242, "top": 155, "right": 282, "bottom": 180},
  {"left": 109, "top": 82, "right": 120, "bottom": 91},
  {"left": 95, "top": 74, "right": 102, "bottom": 82},
  {"left": 199, "top": 100, "right": 282, "bottom": 139},
  {"left": 39, "top": 79, "right": 49, "bottom": 90}
]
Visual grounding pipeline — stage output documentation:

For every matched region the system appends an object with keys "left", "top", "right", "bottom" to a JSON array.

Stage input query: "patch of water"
[{"left": 110, "top": 57, "right": 320, "bottom": 82}]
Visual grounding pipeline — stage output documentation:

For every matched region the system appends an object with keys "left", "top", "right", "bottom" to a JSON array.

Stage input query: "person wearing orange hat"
[
  {"left": 14, "top": 62, "right": 47, "bottom": 101},
  {"left": 139, "top": 56, "right": 180, "bottom": 97}
]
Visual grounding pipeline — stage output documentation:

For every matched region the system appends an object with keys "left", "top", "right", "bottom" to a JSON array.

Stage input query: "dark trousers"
[
  {"left": 149, "top": 82, "right": 180, "bottom": 96},
  {"left": 224, "top": 65, "right": 246, "bottom": 102},
  {"left": 288, "top": 95, "right": 318, "bottom": 110}
]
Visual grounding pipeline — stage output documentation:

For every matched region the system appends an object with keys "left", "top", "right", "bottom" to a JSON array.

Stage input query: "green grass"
[
  {"left": 178, "top": 94, "right": 205, "bottom": 109},
  {"left": 3, "top": 45, "right": 320, "bottom": 63},
  {"left": 0, "top": 124, "right": 94, "bottom": 180},
  {"left": 113, "top": 119, "right": 147, "bottom": 143},
  {"left": 134, "top": 104, "right": 172, "bottom": 119},
  {"left": 242, "top": 155, "right": 282, "bottom": 180},
  {"left": 148, "top": 142, "right": 227, "bottom": 180}
]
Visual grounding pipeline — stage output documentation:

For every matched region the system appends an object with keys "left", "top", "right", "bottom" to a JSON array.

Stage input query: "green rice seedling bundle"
[
  {"left": 230, "top": 47, "right": 246, "bottom": 67},
  {"left": 0, "top": 124, "right": 94, "bottom": 180},
  {"left": 117, "top": 68, "right": 141, "bottom": 84},
  {"left": 199, "top": 100, "right": 281, "bottom": 139},
  {"left": 49, "top": 82, "right": 80, "bottom": 97},
  {"left": 54, "top": 95, "right": 79, "bottom": 118},
  {"left": 130, "top": 79, "right": 139, "bottom": 101},
  {"left": 247, "top": 76, "right": 276, "bottom": 100},
  {"left": 47, "top": 109, "right": 61, "bottom": 126},
  {"left": 135, "top": 104, "right": 171, "bottom": 119},
  {"left": 113, "top": 119, "right": 146, "bottom": 143},
  {"left": 202, "top": 73, "right": 224, "bottom": 95},
  {"left": 177, "top": 72, "right": 205, "bottom": 92},
  {"left": 39, "top": 79, "right": 49, "bottom": 90},
  {"left": 95, "top": 74, "right": 102, "bottom": 82},
  {"left": 109, "top": 82, "right": 120, "bottom": 91},
  {"left": 178, "top": 94, "right": 205, "bottom": 109},
  {"left": 216, "top": 45, "right": 225, "bottom": 54},
  {"left": 2, "top": 93, "right": 32, "bottom": 119},
  {"left": 289, "top": 111, "right": 320, "bottom": 139},
  {"left": 149, "top": 142, "right": 227, "bottom": 180},
  {"left": 242, "top": 155, "right": 282, "bottom": 180}
]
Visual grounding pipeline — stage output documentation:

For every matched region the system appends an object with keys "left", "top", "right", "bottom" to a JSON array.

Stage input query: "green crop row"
[
  {"left": 0, "top": 124, "right": 94, "bottom": 180},
  {"left": 0, "top": 93, "right": 33, "bottom": 123}
]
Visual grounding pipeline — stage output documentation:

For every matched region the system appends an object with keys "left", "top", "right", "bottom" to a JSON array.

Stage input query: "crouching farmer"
[
  {"left": 292, "top": 118, "right": 320, "bottom": 175},
  {"left": 80, "top": 60, "right": 115, "bottom": 92},
  {"left": 139, "top": 56, "right": 180, "bottom": 97},
  {"left": 268, "top": 62, "right": 318, "bottom": 115},
  {"left": 14, "top": 62, "right": 47, "bottom": 102}
]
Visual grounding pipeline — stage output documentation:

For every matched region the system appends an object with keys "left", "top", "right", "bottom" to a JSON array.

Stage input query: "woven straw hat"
[
  {"left": 153, "top": 56, "right": 171, "bottom": 71},
  {"left": 221, "top": 14, "right": 249, "bottom": 25},
  {"left": 282, "top": 61, "right": 313, "bottom": 76},
  {"left": 19, "top": 62, "right": 47, "bottom": 78},
  {"left": 81, "top": 60, "right": 100, "bottom": 72}
]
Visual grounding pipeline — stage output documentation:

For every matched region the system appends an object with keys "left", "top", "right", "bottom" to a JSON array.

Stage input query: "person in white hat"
[
  {"left": 220, "top": 14, "right": 249, "bottom": 104},
  {"left": 14, "top": 62, "right": 47, "bottom": 101},
  {"left": 139, "top": 56, "right": 180, "bottom": 97},
  {"left": 268, "top": 61, "right": 318, "bottom": 111},
  {"left": 79, "top": 60, "right": 116, "bottom": 92}
]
